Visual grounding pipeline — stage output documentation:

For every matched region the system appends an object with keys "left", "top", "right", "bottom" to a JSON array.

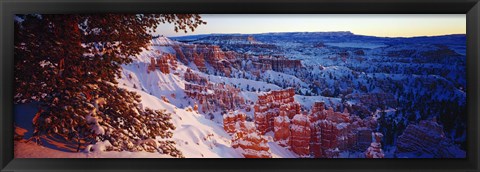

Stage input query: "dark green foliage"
[{"left": 14, "top": 14, "right": 205, "bottom": 157}]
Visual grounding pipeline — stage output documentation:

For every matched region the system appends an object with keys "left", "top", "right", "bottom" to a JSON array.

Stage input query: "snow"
[
  {"left": 262, "top": 70, "right": 308, "bottom": 88},
  {"left": 150, "top": 36, "right": 178, "bottom": 46},
  {"left": 118, "top": 83, "right": 245, "bottom": 158},
  {"left": 324, "top": 42, "right": 387, "bottom": 49},
  {"left": 274, "top": 115, "right": 290, "bottom": 123},
  {"left": 85, "top": 140, "right": 112, "bottom": 152},
  {"left": 294, "top": 95, "right": 341, "bottom": 109},
  {"left": 338, "top": 151, "right": 366, "bottom": 158},
  {"left": 14, "top": 86, "right": 248, "bottom": 158},
  {"left": 198, "top": 71, "right": 282, "bottom": 92},
  {"left": 85, "top": 115, "right": 105, "bottom": 135},
  {"left": 336, "top": 123, "right": 349, "bottom": 130},
  {"left": 292, "top": 114, "right": 308, "bottom": 122},
  {"left": 121, "top": 44, "right": 301, "bottom": 158},
  {"left": 14, "top": 32, "right": 466, "bottom": 158},
  {"left": 15, "top": 141, "right": 172, "bottom": 158},
  {"left": 15, "top": 37, "right": 298, "bottom": 158}
]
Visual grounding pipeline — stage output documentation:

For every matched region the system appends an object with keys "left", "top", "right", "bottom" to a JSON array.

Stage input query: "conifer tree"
[{"left": 14, "top": 14, "right": 205, "bottom": 157}]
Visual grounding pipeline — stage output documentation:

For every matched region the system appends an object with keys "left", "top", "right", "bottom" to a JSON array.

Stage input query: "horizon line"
[{"left": 162, "top": 31, "right": 466, "bottom": 39}]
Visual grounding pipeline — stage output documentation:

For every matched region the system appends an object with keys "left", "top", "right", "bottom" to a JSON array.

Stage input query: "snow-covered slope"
[
  {"left": 14, "top": 37, "right": 299, "bottom": 158},
  {"left": 116, "top": 40, "right": 299, "bottom": 158},
  {"left": 150, "top": 36, "right": 179, "bottom": 46},
  {"left": 119, "top": 83, "right": 243, "bottom": 158}
]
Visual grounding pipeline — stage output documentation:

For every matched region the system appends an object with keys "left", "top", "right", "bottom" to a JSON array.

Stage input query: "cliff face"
[
  {"left": 308, "top": 102, "right": 377, "bottom": 158},
  {"left": 256, "top": 56, "right": 302, "bottom": 72},
  {"left": 309, "top": 102, "right": 351, "bottom": 158},
  {"left": 223, "top": 111, "right": 247, "bottom": 134},
  {"left": 253, "top": 95, "right": 380, "bottom": 158},
  {"left": 395, "top": 120, "right": 466, "bottom": 158},
  {"left": 254, "top": 88, "right": 300, "bottom": 134},
  {"left": 290, "top": 113, "right": 311, "bottom": 157},
  {"left": 193, "top": 52, "right": 207, "bottom": 72},
  {"left": 231, "top": 121, "right": 272, "bottom": 158},
  {"left": 184, "top": 69, "right": 245, "bottom": 113},
  {"left": 217, "top": 94, "right": 384, "bottom": 158},
  {"left": 173, "top": 44, "right": 237, "bottom": 77},
  {"left": 170, "top": 43, "right": 301, "bottom": 79},
  {"left": 309, "top": 102, "right": 324, "bottom": 157},
  {"left": 148, "top": 53, "right": 177, "bottom": 74},
  {"left": 273, "top": 110, "right": 291, "bottom": 147},
  {"left": 184, "top": 82, "right": 245, "bottom": 113},
  {"left": 231, "top": 55, "right": 302, "bottom": 77},
  {"left": 184, "top": 68, "right": 208, "bottom": 85}
]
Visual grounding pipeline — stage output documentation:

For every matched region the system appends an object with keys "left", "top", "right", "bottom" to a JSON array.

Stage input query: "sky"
[{"left": 154, "top": 14, "right": 466, "bottom": 38}]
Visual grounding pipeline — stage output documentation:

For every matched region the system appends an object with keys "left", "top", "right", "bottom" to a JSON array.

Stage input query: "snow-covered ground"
[
  {"left": 294, "top": 95, "right": 341, "bottom": 109},
  {"left": 15, "top": 141, "right": 173, "bottom": 158},
  {"left": 324, "top": 42, "right": 387, "bottom": 49},
  {"left": 14, "top": 33, "right": 467, "bottom": 158},
  {"left": 15, "top": 70, "right": 298, "bottom": 158},
  {"left": 14, "top": 37, "right": 299, "bottom": 158}
]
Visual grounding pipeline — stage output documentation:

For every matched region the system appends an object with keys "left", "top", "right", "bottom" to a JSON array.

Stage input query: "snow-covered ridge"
[{"left": 150, "top": 36, "right": 179, "bottom": 46}]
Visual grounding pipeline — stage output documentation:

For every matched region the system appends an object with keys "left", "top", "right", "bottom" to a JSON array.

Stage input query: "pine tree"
[{"left": 14, "top": 14, "right": 206, "bottom": 157}]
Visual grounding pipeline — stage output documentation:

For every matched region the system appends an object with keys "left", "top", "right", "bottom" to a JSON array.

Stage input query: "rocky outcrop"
[
  {"left": 193, "top": 52, "right": 207, "bottom": 72},
  {"left": 318, "top": 119, "right": 341, "bottom": 151},
  {"left": 184, "top": 68, "right": 208, "bottom": 85},
  {"left": 254, "top": 88, "right": 300, "bottom": 134},
  {"left": 309, "top": 102, "right": 325, "bottom": 158},
  {"left": 256, "top": 55, "right": 302, "bottom": 72},
  {"left": 193, "top": 102, "right": 199, "bottom": 112},
  {"left": 173, "top": 45, "right": 189, "bottom": 64},
  {"left": 365, "top": 132, "right": 384, "bottom": 158},
  {"left": 255, "top": 98, "right": 378, "bottom": 158},
  {"left": 251, "top": 62, "right": 272, "bottom": 77},
  {"left": 161, "top": 96, "right": 170, "bottom": 103},
  {"left": 395, "top": 120, "right": 466, "bottom": 158},
  {"left": 170, "top": 43, "right": 299, "bottom": 78},
  {"left": 273, "top": 110, "right": 291, "bottom": 147},
  {"left": 184, "top": 83, "right": 245, "bottom": 113},
  {"left": 173, "top": 44, "right": 238, "bottom": 77},
  {"left": 254, "top": 95, "right": 381, "bottom": 159},
  {"left": 290, "top": 113, "right": 311, "bottom": 157},
  {"left": 184, "top": 69, "right": 245, "bottom": 113},
  {"left": 231, "top": 121, "right": 272, "bottom": 158},
  {"left": 229, "top": 55, "right": 303, "bottom": 77},
  {"left": 147, "top": 53, "right": 177, "bottom": 74},
  {"left": 309, "top": 105, "right": 352, "bottom": 158},
  {"left": 223, "top": 111, "right": 247, "bottom": 134},
  {"left": 308, "top": 101, "right": 376, "bottom": 158}
]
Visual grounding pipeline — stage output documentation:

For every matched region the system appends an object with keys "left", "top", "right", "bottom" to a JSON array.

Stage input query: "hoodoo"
[{"left": 254, "top": 88, "right": 300, "bottom": 134}]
